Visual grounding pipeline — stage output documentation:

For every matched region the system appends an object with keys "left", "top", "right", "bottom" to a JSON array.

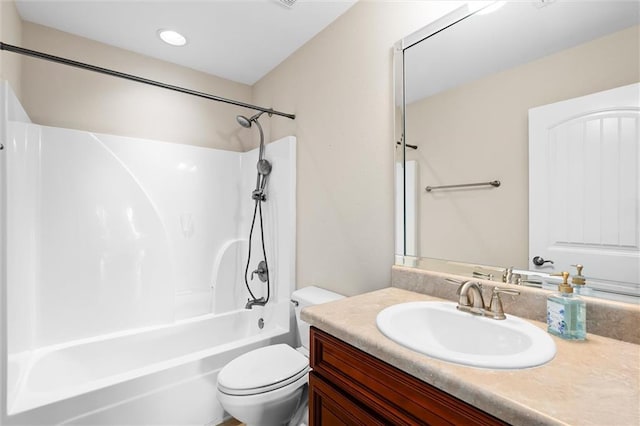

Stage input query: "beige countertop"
[{"left": 301, "top": 287, "right": 640, "bottom": 426}]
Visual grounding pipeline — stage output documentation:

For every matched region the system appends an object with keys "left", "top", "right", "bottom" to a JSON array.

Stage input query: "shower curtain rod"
[{"left": 0, "top": 42, "right": 296, "bottom": 120}]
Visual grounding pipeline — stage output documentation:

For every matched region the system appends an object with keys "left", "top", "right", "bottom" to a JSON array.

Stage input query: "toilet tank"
[{"left": 291, "top": 286, "right": 344, "bottom": 351}]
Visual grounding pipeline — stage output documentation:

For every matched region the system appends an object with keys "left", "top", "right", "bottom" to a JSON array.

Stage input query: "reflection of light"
[
  {"left": 180, "top": 213, "right": 195, "bottom": 238},
  {"left": 134, "top": 249, "right": 146, "bottom": 298},
  {"left": 96, "top": 206, "right": 109, "bottom": 239},
  {"left": 126, "top": 207, "right": 142, "bottom": 239},
  {"left": 477, "top": 1, "right": 506, "bottom": 15},
  {"left": 99, "top": 256, "right": 107, "bottom": 282},
  {"left": 177, "top": 162, "right": 198, "bottom": 172}
]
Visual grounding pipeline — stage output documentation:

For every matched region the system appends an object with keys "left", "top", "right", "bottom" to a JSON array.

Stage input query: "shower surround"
[{"left": 0, "top": 82, "right": 296, "bottom": 424}]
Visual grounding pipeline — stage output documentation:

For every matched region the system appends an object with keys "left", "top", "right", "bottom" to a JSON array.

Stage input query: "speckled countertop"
[{"left": 302, "top": 287, "right": 640, "bottom": 426}]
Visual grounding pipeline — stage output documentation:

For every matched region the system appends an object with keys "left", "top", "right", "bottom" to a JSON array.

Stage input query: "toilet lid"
[{"left": 218, "top": 344, "right": 309, "bottom": 396}]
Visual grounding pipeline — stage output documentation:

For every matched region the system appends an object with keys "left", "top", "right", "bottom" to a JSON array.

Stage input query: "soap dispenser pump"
[
  {"left": 546, "top": 271, "right": 586, "bottom": 340},
  {"left": 571, "top": 264, "right": 593, "bottom": 296}
]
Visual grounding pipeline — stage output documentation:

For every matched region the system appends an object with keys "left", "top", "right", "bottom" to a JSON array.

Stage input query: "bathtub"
[{"left": 6, "top": 305, "right": 290, "bottom": 422}]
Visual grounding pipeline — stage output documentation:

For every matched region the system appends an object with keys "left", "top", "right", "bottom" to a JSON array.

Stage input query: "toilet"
[{"left": 216, "top": 286, "right": 344, "bottom": 426}]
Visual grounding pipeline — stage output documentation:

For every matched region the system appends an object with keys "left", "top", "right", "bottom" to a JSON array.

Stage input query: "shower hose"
[{"left": 244, "top": 174, "right": 270, "bottom": 305}]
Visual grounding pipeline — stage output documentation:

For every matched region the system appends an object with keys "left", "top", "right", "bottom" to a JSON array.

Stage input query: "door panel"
[{"left": 529, "top": 83, "right": 639, "bottom": 293}]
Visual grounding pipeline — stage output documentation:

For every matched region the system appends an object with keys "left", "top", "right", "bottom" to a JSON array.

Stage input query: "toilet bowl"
[
  {"left": 216, "top": 286, "right": 343, "bottom": 426},
  {"left": 217, "top": 344, "right": 308, "bottom": 425}
]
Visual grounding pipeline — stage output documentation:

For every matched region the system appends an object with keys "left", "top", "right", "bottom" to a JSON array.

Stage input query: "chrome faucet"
[
  {"left": 245, "top": 297, "right": 267, "bottom": 309},
  {"left": 502, "top": 266, "right": 543, "bottom": 288},
  {"left": 452, "top": 279, "right": 520, "bottom": 320},
  {"left": 456, "top": 281, "right": 486, "bottom": 315},
  {"left": 502, "top": 266, "right": 514, "bottom": 283}
]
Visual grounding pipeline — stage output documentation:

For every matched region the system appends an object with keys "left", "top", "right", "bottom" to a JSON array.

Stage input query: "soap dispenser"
[
  {"left": 546, "top": 271, "right": 586, "bottom": 340},
  {"left": 571, "top": 264, "right": 594, "bottom": 296}
]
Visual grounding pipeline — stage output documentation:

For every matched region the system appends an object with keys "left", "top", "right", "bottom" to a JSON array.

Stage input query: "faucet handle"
[
  {"left": 488, "top": 287, "right": 520, "bottom": 320},
  {"left": 251, "top": 260, "right": 269, "bottom": 282}
]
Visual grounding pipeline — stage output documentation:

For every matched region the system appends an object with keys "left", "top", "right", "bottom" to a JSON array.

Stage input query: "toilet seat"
[{"left": 218, "top": 344, "right": 309, "bottom": 396}]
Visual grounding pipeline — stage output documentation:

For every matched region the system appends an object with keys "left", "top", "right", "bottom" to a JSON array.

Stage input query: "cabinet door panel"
[
  {"left": 309, "top": 372, "right": 385, "bottom": 426},
  {"left": 310, "top": 327, "right": 507, "bottom": 426}
]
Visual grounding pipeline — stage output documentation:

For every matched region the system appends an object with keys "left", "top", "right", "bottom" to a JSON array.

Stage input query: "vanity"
[
  {"left": 308, "top": 326, "right": 506, "bottom": 425},
  {"left": 302, "top": 282, "right": 640, "bottom": 425}
]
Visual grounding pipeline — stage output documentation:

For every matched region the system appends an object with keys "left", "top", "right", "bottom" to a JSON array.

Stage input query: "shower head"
[
  {"left": 236, "top": 111, "right": 265, "bottom": 128},
  {"left": 236, "top": 115, "right": 252, "bottom": 128}
]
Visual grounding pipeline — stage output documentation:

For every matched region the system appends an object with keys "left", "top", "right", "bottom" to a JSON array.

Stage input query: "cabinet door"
[
  {"left": 309, "top": 372, "right": 386, "bottom": 426},
  {"left": 310, "top": 327, "right": 508, "bottom": 426}
]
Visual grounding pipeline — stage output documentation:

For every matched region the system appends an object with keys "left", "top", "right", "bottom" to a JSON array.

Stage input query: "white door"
[{"left": 529, "top": 83, "right": 639, "bottom": 295}]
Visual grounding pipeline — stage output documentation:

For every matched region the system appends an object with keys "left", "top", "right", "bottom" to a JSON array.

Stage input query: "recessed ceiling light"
[{"left": 158, "top": 29, "right": 187, "bottom": 46}]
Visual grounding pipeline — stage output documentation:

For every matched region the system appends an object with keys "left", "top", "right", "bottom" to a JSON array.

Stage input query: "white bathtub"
[{"left": 7, "top": 306, "right": 290, "bottom": 420}]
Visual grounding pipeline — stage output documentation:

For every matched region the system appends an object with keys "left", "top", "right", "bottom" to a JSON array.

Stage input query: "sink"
[{"left": 376, "top": 301, "right": 556, "bottom": 369}]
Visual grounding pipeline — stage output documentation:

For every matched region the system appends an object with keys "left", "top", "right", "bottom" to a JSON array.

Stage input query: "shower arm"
[
  {"left": 0, "top": 42, "right": 296, "bottom": 121},
  {"left": 254, "top": 118, "right": 265, "bottom": 160}
]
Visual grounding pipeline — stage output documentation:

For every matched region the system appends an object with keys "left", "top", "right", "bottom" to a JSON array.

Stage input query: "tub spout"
[{"left": 245, "top": 297, "right": 267, "bottom": 309}]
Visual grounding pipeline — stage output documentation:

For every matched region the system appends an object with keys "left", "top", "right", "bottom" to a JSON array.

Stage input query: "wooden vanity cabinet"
[{"left": 309, "top": 327, "right": 508, "bottom": 426}]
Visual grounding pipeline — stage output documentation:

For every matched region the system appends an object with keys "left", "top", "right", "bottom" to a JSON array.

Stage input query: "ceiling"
[
  {"left": 15, "top": 0, "right": 357, "bottom": 85},
  {"left": 405, "top": 0, "right": 640, "bottom": 103}
]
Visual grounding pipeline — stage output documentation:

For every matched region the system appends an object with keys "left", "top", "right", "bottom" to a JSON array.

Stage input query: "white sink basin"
[{"left": 376, "top": 301, "right": 556, "bottom": 369}]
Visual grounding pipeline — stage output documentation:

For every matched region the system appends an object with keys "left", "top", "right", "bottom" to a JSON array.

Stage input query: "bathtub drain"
[{"left": 258, "top": 318, "right": 264, "bottom": 329}]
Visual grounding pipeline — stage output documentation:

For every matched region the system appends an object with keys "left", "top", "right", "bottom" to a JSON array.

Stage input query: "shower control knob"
[
  {"left": 251, "top": 261, "right": 269, "bottom": 282},
  {"left": 532, "top": 256, "right": 554, "bottom": 266}
]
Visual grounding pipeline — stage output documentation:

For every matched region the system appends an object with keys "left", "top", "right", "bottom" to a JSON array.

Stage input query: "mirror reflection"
[{"left": 397, "top": 1, "right": 639, "bottom": 302}]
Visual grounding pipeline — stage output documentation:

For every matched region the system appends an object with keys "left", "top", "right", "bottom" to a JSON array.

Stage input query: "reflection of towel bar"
[{"left": 425, "top": 180, "right": 500, "bottom": 192}]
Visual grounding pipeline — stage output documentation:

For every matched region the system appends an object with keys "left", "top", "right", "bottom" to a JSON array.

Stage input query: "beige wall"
[
  {"left": 406, "top": 25, "right": 640, "bottom": 270},
  {"left": 0, "top": 0, "right": 23, "bottom": 98},
  {"left": 253, "top": 1, "right": 463, "bottom": 296},
  {"left": 20, "top": 21, "right": 253, "bottom": 150}
]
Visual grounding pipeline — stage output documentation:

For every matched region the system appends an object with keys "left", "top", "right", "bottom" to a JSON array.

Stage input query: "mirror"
[{"left": 395, "top": 1, "right": 640, "bottom": 302}]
